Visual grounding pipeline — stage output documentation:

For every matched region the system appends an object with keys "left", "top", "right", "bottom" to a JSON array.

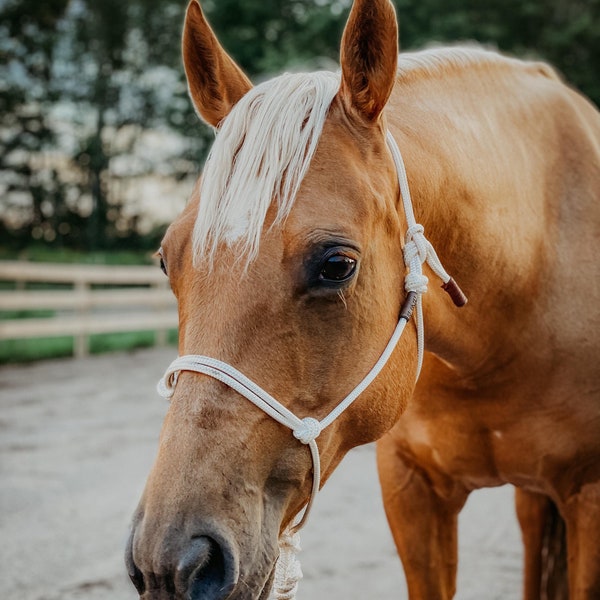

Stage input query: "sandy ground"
[{"left": 0, "top": 347, "right": 523, "bottom": 599}]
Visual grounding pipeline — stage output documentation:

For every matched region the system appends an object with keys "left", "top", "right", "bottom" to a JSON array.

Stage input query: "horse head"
[{"left": 126, "top": 1, "right": 422, "bottom": 598}]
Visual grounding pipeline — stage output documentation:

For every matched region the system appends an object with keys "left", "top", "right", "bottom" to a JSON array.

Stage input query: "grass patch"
[
  {"left": 0, "top": 329, "right": 178, "bottom": 364},
  {"left": 89, "top": 329, "right": 178, "bottom": 354},
  {"left": 0, "top": 309, "right": 54, "bottom": 319},
  {"left": 0, "top": 336, "right": 75, "bottom": 363},
  {"left": 0, "top": 247, "right": 155, "bottom": 265}
]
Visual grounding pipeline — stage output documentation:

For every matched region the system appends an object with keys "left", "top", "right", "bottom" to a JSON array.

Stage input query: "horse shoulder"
[{"left": 382, "top": 56, "right": 600, "bottom": 495}]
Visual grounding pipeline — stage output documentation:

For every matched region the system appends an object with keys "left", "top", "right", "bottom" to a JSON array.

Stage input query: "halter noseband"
[{"left": 157, "top": 131, "right": 466, "bottom": 599}]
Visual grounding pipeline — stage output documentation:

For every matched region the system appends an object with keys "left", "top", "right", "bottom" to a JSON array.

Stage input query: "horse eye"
[
  {"left": 319, "top": 254, "right": 357, "bottom": 282},
  {"left": 157, "top": 247, "right": 168, "bottom": 276}
]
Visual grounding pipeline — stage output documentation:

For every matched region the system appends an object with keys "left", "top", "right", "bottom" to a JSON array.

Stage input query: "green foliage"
[
  {"left": 202, "top": 0, "right": 347, "bottom": 74},
  {"left": 393, "top": 0, "right": 600, "bottom": 106}
]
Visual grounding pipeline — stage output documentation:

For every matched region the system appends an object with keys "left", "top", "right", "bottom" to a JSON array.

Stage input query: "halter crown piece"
[{"left": 157, "top": 131, "right": 466, "bottom": 600}]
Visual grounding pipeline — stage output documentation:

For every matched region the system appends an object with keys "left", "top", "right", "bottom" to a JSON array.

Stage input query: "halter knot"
[
  {"left": 292, "top": 417, "right": 321, "bottom": 445},
  {"left": 402, "top": 224, "right": 429, "bottom": 294},
  {"left": 405, "top": 224, "right": 428, "bottom": 262},
  {"left": 404, "top": 270, "right": 429, "bottom": 295}
]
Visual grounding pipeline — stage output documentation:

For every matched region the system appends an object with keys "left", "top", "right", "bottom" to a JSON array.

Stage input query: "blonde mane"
[{"left": 192, "top": 71, "right": 340, "bottom": 266}]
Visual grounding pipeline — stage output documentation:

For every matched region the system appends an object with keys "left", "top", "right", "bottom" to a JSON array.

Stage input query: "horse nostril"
[
  {"left": 176, "top": 536, "right": 236, "bottom": 600},
  {"left": 125, "top": 529, "right": 145, "bottom": 594}
]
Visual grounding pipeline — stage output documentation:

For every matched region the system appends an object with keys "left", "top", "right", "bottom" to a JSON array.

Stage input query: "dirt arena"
[{"left": 0, "top": 347, "right": 523, "bottom": 599}]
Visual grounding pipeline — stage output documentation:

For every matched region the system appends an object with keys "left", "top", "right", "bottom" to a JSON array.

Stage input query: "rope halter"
[{"left": 156, "top": 130, "right": 466, "bottom": 599}]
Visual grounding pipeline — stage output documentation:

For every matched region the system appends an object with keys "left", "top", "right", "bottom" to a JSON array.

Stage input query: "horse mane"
[
  {"left": 191, "top": 47, "right": 557, "bottom": 268},
  {"left": 396, "top": 44, "right": 558, "bottom": 82},
  {"left": 192, "top": 71, "right": 340, "bottom": 267}
]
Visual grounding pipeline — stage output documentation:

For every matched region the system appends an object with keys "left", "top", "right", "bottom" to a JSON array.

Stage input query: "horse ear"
[
  {"left": 339, "top": 0, "right": 398, "bottom": 122},
  {"left": 182, "top": 0, "right": 253, "bottom": 127}
]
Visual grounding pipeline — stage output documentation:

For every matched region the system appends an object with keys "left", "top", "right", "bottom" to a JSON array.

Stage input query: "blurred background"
[{"left": 1, "top": 0, "right": 599, "bottom": 362}]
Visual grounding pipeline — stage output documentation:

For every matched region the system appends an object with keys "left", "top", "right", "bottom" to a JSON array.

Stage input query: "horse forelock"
[{"left": 191, "top": 71, "right": 340, "bottom": 268}]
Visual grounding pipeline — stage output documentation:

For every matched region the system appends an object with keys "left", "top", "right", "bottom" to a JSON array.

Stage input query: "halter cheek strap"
[{"left": 156, "top": 131, "right": 466, "bottom": 599}]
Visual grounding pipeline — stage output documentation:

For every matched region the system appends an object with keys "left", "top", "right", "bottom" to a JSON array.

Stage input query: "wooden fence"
[{"left": 0, "top": 261, "right": 178, "bottom": 358}]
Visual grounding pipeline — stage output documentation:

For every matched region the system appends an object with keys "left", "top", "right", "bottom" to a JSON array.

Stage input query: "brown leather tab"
[
  {"left": 399, "top": 291, "right": 418, "bottom": 321},
  {"left": 441, "top": 278, "right": 468, "bottom": 307}
]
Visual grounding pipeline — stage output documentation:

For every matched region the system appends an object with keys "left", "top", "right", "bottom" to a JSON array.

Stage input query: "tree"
[
  {"left": 202, "top": 0, "right": 346, "bottom": 76},
  {"left": 0, "top": 0, "right": 71, "bottom": 248},
  {"left": 0, "top": 0, "right": 205, "bottom": 252},
  {"left": 55, "top": 0, "right": 206, "bottom": 250}
]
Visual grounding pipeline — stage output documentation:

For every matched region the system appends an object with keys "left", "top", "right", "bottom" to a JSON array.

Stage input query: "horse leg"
[
  {"left": 562, "top": 482, "right": 600, "bottom": 599},
  {"left": 515, "top": 488, "right": 569, "bottom": 600},
  {"left": 515, "top": 488, "right": 548, "bottom": 600},
  {"left": 376, "top": 437, "right": 468, "bottom": 600}
]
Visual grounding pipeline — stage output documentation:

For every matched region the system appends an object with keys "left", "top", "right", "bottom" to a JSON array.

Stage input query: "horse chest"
[{"left": 393, "top": 392, "right": 596, "bottom": 497}]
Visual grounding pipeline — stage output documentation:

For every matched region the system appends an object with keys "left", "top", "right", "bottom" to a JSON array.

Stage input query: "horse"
[{"left": 125, "top": 0, "right": 600, "bottom": 598}]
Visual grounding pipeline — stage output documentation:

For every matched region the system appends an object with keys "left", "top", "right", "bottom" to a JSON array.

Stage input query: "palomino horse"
[{"left": 126, "top": 0, "right": 600, "bottom": 598}]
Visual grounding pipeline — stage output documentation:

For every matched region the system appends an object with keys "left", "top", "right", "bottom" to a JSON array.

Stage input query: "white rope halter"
[{"left": 157, "top": 131, "right": 466, "bottom": 599}]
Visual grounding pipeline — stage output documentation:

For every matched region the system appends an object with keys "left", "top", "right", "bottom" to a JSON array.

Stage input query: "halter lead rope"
[{"left": 157, "top": 131, "right": 466, "bottom": 599}]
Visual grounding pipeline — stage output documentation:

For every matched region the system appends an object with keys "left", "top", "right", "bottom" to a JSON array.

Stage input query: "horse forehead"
[{"left": 292, "top": 123, "right": 395, "bottom": 218}]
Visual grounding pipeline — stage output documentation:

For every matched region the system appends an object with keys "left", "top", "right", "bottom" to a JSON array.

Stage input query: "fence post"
[{"left": 74, "top": 280, "right": 89, "bottom": 359}]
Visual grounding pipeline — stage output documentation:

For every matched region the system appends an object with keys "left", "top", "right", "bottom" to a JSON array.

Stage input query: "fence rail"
[{"left": 0, "top": 260, "right": 178, "bottom": 358}]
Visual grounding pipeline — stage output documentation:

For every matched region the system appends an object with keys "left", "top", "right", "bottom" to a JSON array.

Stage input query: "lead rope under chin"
[
  {"left": 157, "top": 131, "right": 466, "bottom": 600},
  {"left": 272, "top": 531, "right": 303, "bottom": 600}
]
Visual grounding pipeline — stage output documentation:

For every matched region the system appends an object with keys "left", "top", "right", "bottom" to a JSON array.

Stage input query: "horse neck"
[{"left": 388, "top": 68, "right": 558, "bottom": 383}]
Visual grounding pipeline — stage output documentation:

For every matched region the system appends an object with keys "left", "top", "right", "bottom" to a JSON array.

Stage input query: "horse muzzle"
[{"left": 125, "top": 520, "right": 243, "bottom": 600}]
